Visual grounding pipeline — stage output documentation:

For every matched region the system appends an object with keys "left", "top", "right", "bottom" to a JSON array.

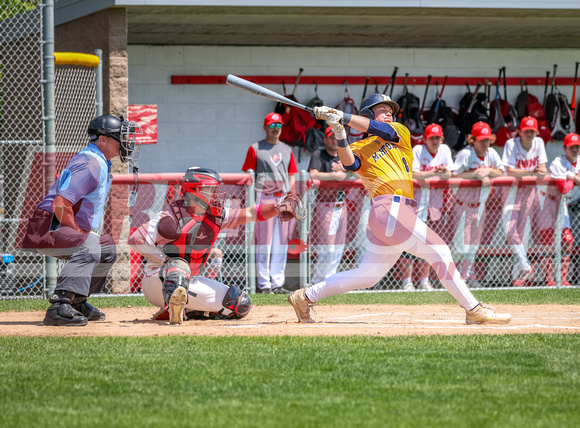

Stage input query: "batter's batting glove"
[
  {"left": 326, "top": 113, "right": 347, "bottom": 141},
  {"left": 313, "top": 106, "right": 343, "bottom": 121}
]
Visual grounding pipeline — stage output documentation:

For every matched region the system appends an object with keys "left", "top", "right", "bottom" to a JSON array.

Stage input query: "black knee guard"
[
  {"left": 160, "top": 257, "right": 191, "bottom": 306},
  {"left": 221, "top": 285, "right": 252, "bottom": 319}
]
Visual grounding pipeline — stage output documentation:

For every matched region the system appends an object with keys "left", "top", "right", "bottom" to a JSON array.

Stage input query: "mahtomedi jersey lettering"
[{"left": 350, "top": 121, "right": 413, "bottom": 199}]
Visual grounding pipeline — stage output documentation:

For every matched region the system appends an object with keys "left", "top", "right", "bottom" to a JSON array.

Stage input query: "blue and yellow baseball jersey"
[{"left": 350, "top": 121, "right": 413, "bottom": 199}]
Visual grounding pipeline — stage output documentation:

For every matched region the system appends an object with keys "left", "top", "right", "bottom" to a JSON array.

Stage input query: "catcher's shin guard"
[
  {"left": 221, "top": 285, "right": 252, "bottom": 319},
  {"left": 160, "top": 257, "right": 191, "bottom": 306},
  {"left": 43, "top": 290, "right": 88, "bottom": 326}
]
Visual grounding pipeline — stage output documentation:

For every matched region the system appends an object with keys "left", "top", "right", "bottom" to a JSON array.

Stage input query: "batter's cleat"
[
  {"left": 43, "top": 291, "right": 88, "bottom": 326},
  {"left": 402, "top": 280, "right": 415, "bottom": 291},
  {"left": 465, "top": 303, "right": 511, "bottom": 325},
  {"left": 418, "top": 280, "right": 434, "bottom": 291},
  {"left": 152, "top": 305, "right": 170, "bottom": 320},
  {"left": 288, "top": 288, "right": 316, "bottom": 323},
  {"left": 168, "top": 286, "right": 187, "bottom": 325}
]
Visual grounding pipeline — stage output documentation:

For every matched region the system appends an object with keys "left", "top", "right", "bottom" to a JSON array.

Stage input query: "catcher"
[{"left": 128, "top": 166, "right": 301, "bottom": 324}]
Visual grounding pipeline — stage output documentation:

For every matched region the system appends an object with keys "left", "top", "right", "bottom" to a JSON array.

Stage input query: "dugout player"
[
  {"left": 128, "top": 166, "right": 301, "bottom": 324},
  {"left": 536, "top": 133, "right": 580, "bottom": 286},
  {"left": 242, "top": 112, "right": 298, "bottom": 294},
  {"left": 451, "top": 122, "right": 504, "bottom": 288},
  {"left": 288, "top": 94, "right": 511, "bottom": 325},
  {"left": 22, "top": 114, "right": 142, "bottom": 326},
  {"left": 308, "top": 126, "right": 351, "bottom": 284},
  {"left": 399, "top": 123, "right": 454, "bottom": 291},
  {"left": 501, "top": 116, "right": 548, "bottom": 286}
]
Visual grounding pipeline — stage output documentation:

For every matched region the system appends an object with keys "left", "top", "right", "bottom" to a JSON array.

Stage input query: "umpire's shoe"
[
  {"left": 71, "top": 296, "right": 106, "bottom": 321},
  {"left": 288, "top": 288, "right": 316, "bottom": 323},
  {"left": 43, "top": 290, "right": 88, "bottom": 326},
  {"left": 465, "top": 303, "right": 511, "bottom": 325},
  {"left": 169, "top": 286, "right": 187, "bottom": 325}
]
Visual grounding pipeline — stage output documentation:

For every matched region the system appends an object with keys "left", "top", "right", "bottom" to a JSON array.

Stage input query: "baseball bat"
[
  {"left": 467, "top": 82, "right": 482, "bottom": 114},
  {"left": 389, "top": 67, "right": 398, "bottom": 97},
  {"left": 420, "top": 75, "right": 432, "bottom": 113},
  {"left": 361, "top": 77, "right": 370, "bottom": 104},
  {"left": 292, "top": 68, "right": 304, "bottom": 97},
  {"left": 571, "top": 61, "right": 579, "bottom": 120},
  {"left": 226, "top": 74, "right": 313, "bottom": 113},
  {"left": 543, "top": 71, "right": 550, "bottom": 107}
]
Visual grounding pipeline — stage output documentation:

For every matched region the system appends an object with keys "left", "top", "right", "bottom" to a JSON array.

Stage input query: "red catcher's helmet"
[{"left": 182, "top": 166, "right": 224, "bottom": 214}]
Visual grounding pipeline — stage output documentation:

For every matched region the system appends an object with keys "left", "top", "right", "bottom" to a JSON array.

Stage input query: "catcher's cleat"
[
  {"left": 152, "top": 305, "right": 170, "bottom": 320},
  {"left": 465, "top": 303, "right": 511, "bottom": 325},
  {"left": 288, "top": 288, "right": 316, "bottom": 323},
  {"left": 169, "top": 286, "right": 187, "bottom": 325}
]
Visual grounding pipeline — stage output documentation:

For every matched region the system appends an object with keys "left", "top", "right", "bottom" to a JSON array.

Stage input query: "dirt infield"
[{"left": 1, "top": 304, "right": 579, "bottom": 337}]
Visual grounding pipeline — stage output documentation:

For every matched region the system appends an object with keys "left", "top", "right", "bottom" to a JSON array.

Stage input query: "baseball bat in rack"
[
  {"left": 571, "top": 62, "right": 579, "bottom": 120},
  {"left": 225, "top": 74, "right": 314, "bottom": 113}
]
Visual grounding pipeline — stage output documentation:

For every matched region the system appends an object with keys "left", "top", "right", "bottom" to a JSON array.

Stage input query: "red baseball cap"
[
  {"left": 520, "top": 116, "right": 538, "bottom": 132},
  {"left": 424, "top": 123, "right": 444, "bottom": 139},
  {"left": 324, "top": 126, "right": 335, "bottom": 138},
  {"left": 472, "top": 121, "right": 493, "bottom": 141},
  {"left": 564, "top": 133, "right": 580, "bottom": 147},
  {"left": 264, "top": 112, "right": 283, "bottom": 126}
]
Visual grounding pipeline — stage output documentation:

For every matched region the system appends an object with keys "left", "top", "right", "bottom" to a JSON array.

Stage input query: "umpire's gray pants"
[{"left": 37, "top": 230, "right": 117, "bottom": 297}]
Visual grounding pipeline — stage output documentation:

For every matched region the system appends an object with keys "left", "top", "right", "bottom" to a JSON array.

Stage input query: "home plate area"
[{"left": 2, "top": 304, "right": 579, "bottom": 337}]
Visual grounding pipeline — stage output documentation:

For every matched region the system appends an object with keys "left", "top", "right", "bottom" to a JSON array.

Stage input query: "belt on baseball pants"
[
  {"left": 262, "top": 192, "right": 284, "bottom": 197},
  {"left": 456, "top": 200, "right": 480, "bottom": 208},
  {"left": 320, "top": 202, "right": 345, "bottom": 207}
]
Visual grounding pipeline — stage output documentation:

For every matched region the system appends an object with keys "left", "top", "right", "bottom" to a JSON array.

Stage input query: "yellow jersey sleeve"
[{"left": 350, "top": 122, "right": 414, "bottom": 199}]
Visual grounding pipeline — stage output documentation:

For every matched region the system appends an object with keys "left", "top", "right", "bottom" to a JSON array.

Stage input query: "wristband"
[
  {"left": 337, "top": 138, "right": 349, "bottom": 148},
  {"left": 256, "top": 204, "right": 267, "bottom": 222},
  {"left": 342, "top": 113, "right": 352, "bottom": 126}
]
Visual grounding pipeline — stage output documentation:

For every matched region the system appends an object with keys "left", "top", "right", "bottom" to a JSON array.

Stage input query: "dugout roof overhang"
[{"left": 55, "top": 0, "right": 580, "bottom": 48}]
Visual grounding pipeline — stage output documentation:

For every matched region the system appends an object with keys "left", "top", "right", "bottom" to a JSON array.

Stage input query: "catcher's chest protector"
[{"left": 165, "top": 207, "right": 223, "bottom": 276}]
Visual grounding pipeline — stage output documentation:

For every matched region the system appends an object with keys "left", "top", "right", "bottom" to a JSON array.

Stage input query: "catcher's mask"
[
  {"left": 87, "top": 114, "right": 143, "bottom": 165},
  {"left": 182, "top": 166, "right": 225, "bottom": 214},
  {"left": 359, "top": 94, "right": 400, "bottom": 119}
]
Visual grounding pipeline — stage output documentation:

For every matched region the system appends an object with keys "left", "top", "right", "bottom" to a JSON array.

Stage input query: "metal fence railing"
[{"left": 2, "top": 170, "right": 577, "bottom": 300}]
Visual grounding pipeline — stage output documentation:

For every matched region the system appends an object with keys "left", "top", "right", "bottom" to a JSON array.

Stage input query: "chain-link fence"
[
  {"left": 1, "top": 1, "right": 99, "bottom": 298},
  {"left": 0, "top": 1, "right": 45, "bottom": 298},
  {"left": 306, "top": 175, "right": 576, "bottom": 291}
]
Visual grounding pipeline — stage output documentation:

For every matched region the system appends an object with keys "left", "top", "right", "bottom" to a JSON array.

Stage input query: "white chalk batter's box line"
[{"left": 229, "top": 324, "right": 580, "bottom": 330}]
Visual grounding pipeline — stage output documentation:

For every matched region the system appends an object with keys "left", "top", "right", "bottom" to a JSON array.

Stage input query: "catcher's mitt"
[{"left": 276, "top": 193, "right": 306, "bottom": 222}]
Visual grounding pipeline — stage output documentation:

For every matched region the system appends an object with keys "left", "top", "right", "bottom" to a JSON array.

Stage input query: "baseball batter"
[
  {"left": 501, "top": 116, "right": 548, "bottom": 286},
  {"left": 536, "top": 133, "right": 580, "bottom": 286},
  {"left": 128, "top": 166, "right": 301, "bottom": 324},
  {"left": 451, "top": 121, "right": 504, "bottom": 287},
  {"left": 288, "top": 94, "right": 511, "bottom": 325}
]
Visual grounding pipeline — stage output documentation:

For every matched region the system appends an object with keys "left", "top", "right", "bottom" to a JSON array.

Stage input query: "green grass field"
[{"left": 0, "top": 289, "right": 579, "bottom": 427}]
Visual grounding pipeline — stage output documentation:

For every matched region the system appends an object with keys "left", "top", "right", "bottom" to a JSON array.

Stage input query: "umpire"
[{"left": 23, "top": 114, "right": 141, "bottom": 326}]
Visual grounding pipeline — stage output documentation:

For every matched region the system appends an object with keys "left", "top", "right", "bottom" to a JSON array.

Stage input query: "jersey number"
[{"left": 402, "top": 157, "right": 410, "bottom": 173}]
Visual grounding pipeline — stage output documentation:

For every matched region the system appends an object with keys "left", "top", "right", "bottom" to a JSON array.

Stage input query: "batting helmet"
[
  {"left": 182, "top": 166, "right": 224, "bottom": 214},
  {"left": 87, "top": 114, "right": 142, "bottom": 164},
  {"left": 360, "top": 94, "right": 400, "bottom": 119}
]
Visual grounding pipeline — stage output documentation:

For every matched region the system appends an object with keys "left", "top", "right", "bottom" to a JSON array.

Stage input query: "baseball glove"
[{"left": 276, "top": 193, "right": 305, "bottom": 222}]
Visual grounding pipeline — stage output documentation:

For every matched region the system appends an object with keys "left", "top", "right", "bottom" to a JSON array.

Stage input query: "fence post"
[
  {"left": 245, "top": 170, "right": 256, "bottom": 293},
  {"left": 299, "top": 170, "right": 309, "bottom": 288},
  {"left": 94, "top": 49, "right": 103, "bottom": 116},
  {"left": 41, "top": 0, "right": 57, "bottom": 297},
  {"left": 554, "top": 194, "right": 564, "bottom": 288}
]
